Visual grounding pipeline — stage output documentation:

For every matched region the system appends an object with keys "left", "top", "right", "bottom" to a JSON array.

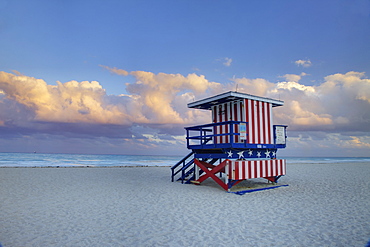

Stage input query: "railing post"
[
  {"left": 200, "top": 126, "right": 203, "bottom": 148},
  {"left": 186, "top": 129, "right": 189, "bottom": 148},
  {"left": 230, "top": 122, "right": 234, "bottom": 145},
  {"left": 195, "top": 162, "right": 199, "bottom": 180},
  {"left": 181, "top": 160, "right": 185, "bottom": 184},
  {"left": 205, "top": 129, "right": 207, "bottom": 144}
]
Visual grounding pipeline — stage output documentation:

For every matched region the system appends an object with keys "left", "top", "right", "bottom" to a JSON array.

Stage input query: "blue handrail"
[
  {"left": 171, "top": 151, "right": 194, "bottom": 182},
  {"left": 185, "top": 121, "right": 248, "bottom": 148}
]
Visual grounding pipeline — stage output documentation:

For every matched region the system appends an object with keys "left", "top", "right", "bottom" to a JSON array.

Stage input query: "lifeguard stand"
[{"left": 171, "top": 91, "right": 287, "bottom": 192}]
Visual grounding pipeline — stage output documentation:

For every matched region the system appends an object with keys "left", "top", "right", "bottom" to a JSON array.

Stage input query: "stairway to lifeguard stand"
[
  {"left": 171, "top": 151, "right": 194, "bottom": 183},
  {"left": 171, "top": 138, "right": 211, "bottom": 183},
  {"left": 171, "top": 152, "right": 220, "bottom": 184},
  {"left": 183, "top": 157, "right": 219, "bottom": 183}
]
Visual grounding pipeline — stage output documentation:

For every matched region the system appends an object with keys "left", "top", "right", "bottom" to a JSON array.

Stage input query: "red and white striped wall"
[
  {"left": 212, "top": 99, "right": 274, "bottom": 144},
  {"left": 212, "top": 100, "right": 243, "bottom": 144},
  {"left": 245, "top": 99, "right": 274, "bottom": 145},
  {"left": 226, "top": 159, "right": 286, "bottom": 180}
]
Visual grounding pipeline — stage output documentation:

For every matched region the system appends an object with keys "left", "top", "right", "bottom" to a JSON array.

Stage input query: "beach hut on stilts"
[{"left": 171, "top": 91, "right": 288, "bottom": 192}]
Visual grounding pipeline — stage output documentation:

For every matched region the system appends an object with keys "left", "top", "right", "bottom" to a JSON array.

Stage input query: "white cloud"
[
  {"left": 320, "top": 71, "right": 370, "bottom": 103},
  {"left": 0, "top": 69, "right": 221, "bottom": 127},
  {"left": 0, "top": 71, "right": 128, "bottom": 125},
  {"left": 280, "top": 132, "right": 370, "bottom": 157},
  {"left": 274, "top": 81, "right": 316, "bottom": 94},
  {"left": 269, "top": 71, "right": 370, "bottom": 132},
  {"left": 231, "top": 77, "right": 275, "bottom": 96},
  {"left": 281, "top": 72, "right": 308, "bottom": 82},
  {"left": 3, "top": 69, "right": 368, "bottom": 133},
  {"left": 99, "top": 65, "right": 129, "bottom": 76},
  {"left": 223, "top": 57, "right": 232, "bottom": 67},
  {"left": 124, "top": 70, "right": 221, "bottom": 124},
  {"left": 289, "top": 100, "right": 333, "bottom": 126},
  {"left": 1, "top": 69, "right": 369, "bottom": 155},
  {"left": 295, "top": 59, "right": 312, "bottom": 67}
]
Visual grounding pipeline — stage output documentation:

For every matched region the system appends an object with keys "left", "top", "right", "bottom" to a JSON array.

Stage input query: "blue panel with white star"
[{"left": 194, "top": 148, "right": 279, "bottom": 159}]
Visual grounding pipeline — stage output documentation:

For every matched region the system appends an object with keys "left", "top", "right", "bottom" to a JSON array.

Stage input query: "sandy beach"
[{"left": 1, "top": 162, "right": 370, "bottom": 246}]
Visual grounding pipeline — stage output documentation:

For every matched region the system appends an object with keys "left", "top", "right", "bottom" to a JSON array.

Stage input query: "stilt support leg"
[
  {"left": 227, "top": 179, "right": 244, "bottom": 190},
  {"left": 265, "top": 175, "right": 283, "bottom": 183}
]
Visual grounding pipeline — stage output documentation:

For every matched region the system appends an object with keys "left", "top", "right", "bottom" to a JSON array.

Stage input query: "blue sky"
[{"left": 0, "top": 0, "right": 369, "bottom": 156}]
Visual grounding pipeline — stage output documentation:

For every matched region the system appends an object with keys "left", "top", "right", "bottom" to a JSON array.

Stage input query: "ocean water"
[
  {"left": 0, "top": 152, "right": 369, "bottom": 167},
  {"left": 0, "top": 153, "right": 184, "bottom": 167},
  {"left": 283, "top": 156, "right": 370, "bottom": 164}
]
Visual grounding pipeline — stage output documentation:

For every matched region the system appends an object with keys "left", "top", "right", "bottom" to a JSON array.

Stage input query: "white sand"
[{"left": 1, "top": 162, "right": 370, "bottom": 246}]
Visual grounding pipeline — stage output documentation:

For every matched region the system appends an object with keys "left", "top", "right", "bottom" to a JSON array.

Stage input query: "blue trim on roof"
[{"left": 188, "top": 91, "right": 284, "bottom": 110}]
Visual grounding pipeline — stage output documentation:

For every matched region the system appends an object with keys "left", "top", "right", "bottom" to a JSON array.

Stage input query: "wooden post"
[{"left": 195, "top": 163, "right": 199, "bottom": 180}]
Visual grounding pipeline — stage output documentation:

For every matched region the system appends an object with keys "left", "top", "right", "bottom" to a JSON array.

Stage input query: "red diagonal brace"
[{"left": 194, "top": 159, "right": 229, "bottom": 191}]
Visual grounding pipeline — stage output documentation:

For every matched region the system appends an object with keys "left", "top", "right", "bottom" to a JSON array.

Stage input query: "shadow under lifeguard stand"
[{"left": 171, "top": 91, "right": 287, "bottom": 192}]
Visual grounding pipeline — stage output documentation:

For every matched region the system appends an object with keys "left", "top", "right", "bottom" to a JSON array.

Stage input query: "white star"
[
  {"left": 257, "top": 151, "right": 261, "bottom": 158},
  {"left": 227, "top": 150, "right": 233, "bottom": 158},
  {"left": 248, "top": 149, "right": 253, "bottom": 156},
  {"left": 237, "top": 151, "right": 244, "bottom": 159},
  {"left": 265, "top": 150, "right": 270, "bottom": 158},
  {"left": 271, "top": 151, "right": 276, "bottom": 157}
]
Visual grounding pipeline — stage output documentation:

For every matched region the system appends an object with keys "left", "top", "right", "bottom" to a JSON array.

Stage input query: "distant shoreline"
[
  {"left": 0, "top": 165, "right": 173, "bottom": 168},
  {"left": 1, "top": 160, "right": 369, "bottom": 168}
]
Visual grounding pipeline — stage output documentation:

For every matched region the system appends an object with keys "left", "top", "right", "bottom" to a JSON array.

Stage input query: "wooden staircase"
[{"left": 171, "top": 152, "right": 220, "bottom": 184}]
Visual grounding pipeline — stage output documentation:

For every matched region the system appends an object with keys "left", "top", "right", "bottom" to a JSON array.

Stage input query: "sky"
[{"left": 0, "top": 0, "right": 370, "bottom": 157}]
